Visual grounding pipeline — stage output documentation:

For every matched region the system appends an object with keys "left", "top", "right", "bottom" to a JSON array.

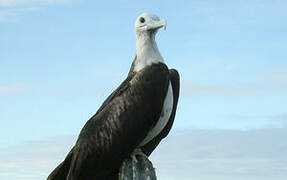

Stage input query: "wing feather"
[{"left": 66, "top": 63, "right": 169, "bottom": 180}]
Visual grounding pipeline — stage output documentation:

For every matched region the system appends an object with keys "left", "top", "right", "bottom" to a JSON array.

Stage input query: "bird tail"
[{"left": 47, "top": 147, "right": 74, "bottom": 180}]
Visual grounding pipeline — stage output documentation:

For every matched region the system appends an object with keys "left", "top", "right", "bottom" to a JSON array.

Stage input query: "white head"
[
  {"left": 133, "top": 13, "right": 167, "bottom": 72},
  {"left": 135, "top": 13, "right": 167, "bottom": 34}
]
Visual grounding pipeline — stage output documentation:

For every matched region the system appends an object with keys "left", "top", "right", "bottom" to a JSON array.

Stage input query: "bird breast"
[{"left": 138, "top": 81, "right": 173, "bottom": 147}]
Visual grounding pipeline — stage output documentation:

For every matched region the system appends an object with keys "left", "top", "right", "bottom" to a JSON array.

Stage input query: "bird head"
[{"left": 135, "top": 13, "right": 167, "bottom": 36}]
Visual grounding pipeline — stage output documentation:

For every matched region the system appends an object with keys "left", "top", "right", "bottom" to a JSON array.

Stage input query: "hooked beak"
[{"left": 145, "top": 19, "right": 167, "bottom": 31}]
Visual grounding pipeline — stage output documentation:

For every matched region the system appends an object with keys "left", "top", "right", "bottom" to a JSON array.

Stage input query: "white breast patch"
[{"left": 139, "top": 82, "right": 173, "bottom": 147}]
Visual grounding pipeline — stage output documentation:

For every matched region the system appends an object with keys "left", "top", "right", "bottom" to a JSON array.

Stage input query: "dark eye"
[{"left": 139, "top": 17, "right": 145, "bottom": 23}]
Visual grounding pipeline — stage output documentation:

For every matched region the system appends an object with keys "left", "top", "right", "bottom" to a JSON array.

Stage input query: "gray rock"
[{"left": 119, "top": 155, "right": 157, "bottom": 180}]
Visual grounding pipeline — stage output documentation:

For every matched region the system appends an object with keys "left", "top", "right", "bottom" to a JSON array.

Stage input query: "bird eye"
[{"left": 139, "top": 17, "right": 145, "bottom": 23}]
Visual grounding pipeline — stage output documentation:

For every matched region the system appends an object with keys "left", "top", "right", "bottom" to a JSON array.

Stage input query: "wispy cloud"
[
  {"left": 260, "top": 65, "right": 287, "bottom": 85},
  {"left": 0, "top": 0, "right": 71, "bottom": 7},
  {"left": 182, "top": 64, "right": 287, "bottom": 96},
  {"left": 1, "top": 128, "right": 287, "bottom": 180},
  {"left": 0, "top": 136, "right": 76, "bottom": 180},
  {"left": 152, "top": 128, "right": 287, "bottom": 180},
  {"left": 0, "top": 85, "right": 25, "bottom": 94},
  {"left": 0, "top": 0, "right": 75, "bottom": 21},
  {"left": 182, "top": 82, "right": 260, "bottom": 96}
]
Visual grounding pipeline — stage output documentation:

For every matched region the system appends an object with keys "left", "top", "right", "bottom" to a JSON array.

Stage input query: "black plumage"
[
  {"left": 48, "top": 13, "right": 180, "bottom": 180},
  {"left": 47, "top": 59, "right": 179, "bottom": 180}
]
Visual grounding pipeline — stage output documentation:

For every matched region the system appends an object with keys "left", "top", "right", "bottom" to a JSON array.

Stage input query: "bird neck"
[{"left": 134, "top": 32, "right": 164, "bottom": 72}]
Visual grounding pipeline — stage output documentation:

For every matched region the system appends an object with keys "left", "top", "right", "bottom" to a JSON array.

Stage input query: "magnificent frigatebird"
[{"left": 47, "top": 13, "right": 180, "bottom": 180}]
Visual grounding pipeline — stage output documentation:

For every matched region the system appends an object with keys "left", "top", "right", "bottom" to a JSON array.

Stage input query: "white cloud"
[
  {"left": 1, "top": 128, "right": 287, "bottom": 180},
  {"left": 181, "top": 82, "right": 260, "bottom": 96},
  {"left": 260, "top": 66, "right": 287, "bottom": 88},
  {"left": 151, "top": 128, "right": 287, "bottom": 180},
  {"left": 0, "top": 136, "right": 76, "bottom": 180},
  {"left": 0, "top": 9, "right": 15, "bottom": 21},
  {"left": 0, "top": 85, "right": 25, "bottom": 94},
  {"left": 0, "top": 0, "right": 71, "bottom": 7},
  {"left": 181, "top": 64, "right": 287, "bottom": 97},
  {"left": 0, "top": 0, "right": 75, "bottom": 21}
]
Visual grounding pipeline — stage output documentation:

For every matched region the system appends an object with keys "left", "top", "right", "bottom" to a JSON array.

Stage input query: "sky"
[{"left": 0, "top": 0, "right": 287, "bottom": 179}]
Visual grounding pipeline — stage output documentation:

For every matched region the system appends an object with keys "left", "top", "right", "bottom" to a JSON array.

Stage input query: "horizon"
[{"left": 1, "top": 0, "right": 287, "bottom": 179}]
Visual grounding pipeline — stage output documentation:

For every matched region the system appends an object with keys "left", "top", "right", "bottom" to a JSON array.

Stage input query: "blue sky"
[{"left": 0, "top": 0, "right": 287, "bottom": 179}]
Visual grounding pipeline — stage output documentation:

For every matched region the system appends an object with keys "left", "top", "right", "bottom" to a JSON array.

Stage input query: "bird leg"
[
  {"left": 130, "top": 148, "right": 149, "bottom": 180},
  {"left": 130, "top": 148, "right": 148, "bottom": 163}
]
